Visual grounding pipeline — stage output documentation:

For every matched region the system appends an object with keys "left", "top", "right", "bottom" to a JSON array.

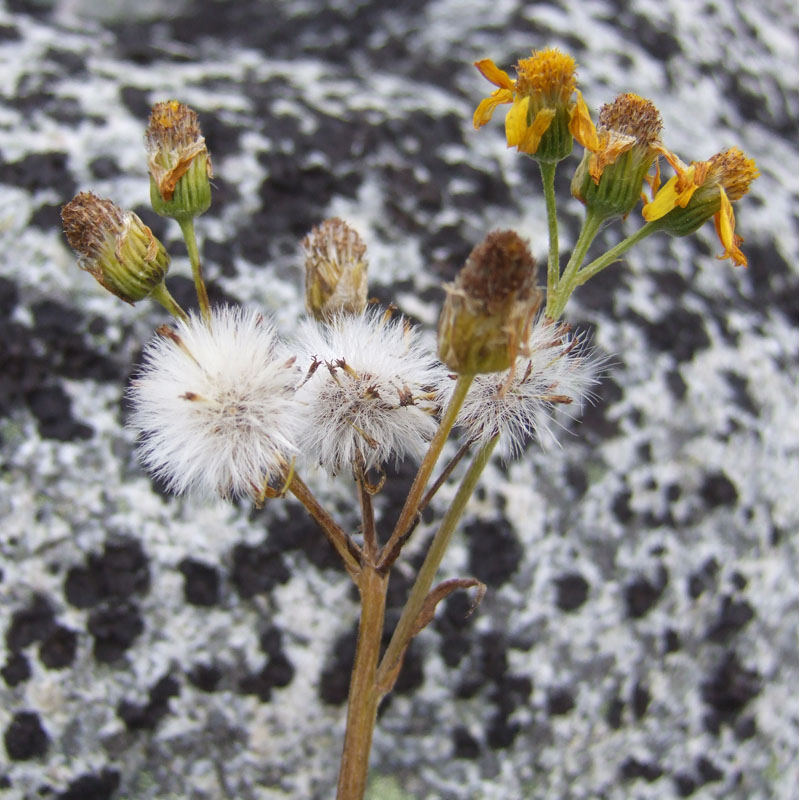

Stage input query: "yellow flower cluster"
[{"left": 473, "top": 48, "right": 759, "bottom": 266}]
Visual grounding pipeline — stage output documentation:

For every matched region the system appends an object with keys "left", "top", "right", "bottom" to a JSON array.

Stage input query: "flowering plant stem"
[
  {"left": 378, "top": 372, "right": 475, "bottom": 571},
  {"left": 573, "top": 220, "right": 661, "bottom": 286},
  {"left": 149, "top": 281, "right": 188, "bottom": 321},
  {"left": 289, "top": 473, "right": 362, "bottom": 580},
  {"left": 545, "top": 208, "right": 603, "bottom": 320},
  {"left": 377, "top": 433, "right": 499, "bottom": 688},
  {"left": 539, "top": 161, "right": 560, "bottom": 298},
  {"left": 178, "top": 217, "right": 212, "bottom": 324},
  {"left": 336, "top": 566, "right": 388, "bottom": 800}
]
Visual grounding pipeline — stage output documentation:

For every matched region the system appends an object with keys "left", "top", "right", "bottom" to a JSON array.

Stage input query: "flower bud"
[
  {"left": 146, "top": 100, "right": 213, "bottom": 221},
  {"left": 438, "top": 231, "right": 541, "bottom": 375},
  {"left": 61, "top": 192, "right": 170, "bottom": 303},
  {"left": 571, "top": 93, "right": 663, "bottom": 220},
  {"left": 302, "top": 218, "right": 368, "bottom": 321}
]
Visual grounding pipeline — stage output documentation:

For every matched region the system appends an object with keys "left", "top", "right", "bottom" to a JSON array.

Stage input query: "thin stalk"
[
  {"left": 336, "top": 566, "right": 388, "bottom": 800},
  {"left": 149, "top": 281, "right": 188, "bottom": 321},
  {"left": 178, "top": 217, "right": 211, "bottom": 324},
  {"left": 289, "top": 474, "right": 362, "bottom": 581},
  {"left": 545, "top": 209, "right": 604, "bottom": 321},
  {"left": 539, "top": 161, "right": 560, "bottom": 297},
  {"left": 377, "top": 435, "right": 498, "bottom": 688},
  {"left": 573, "top": 220, "right": 661, "bottom": 286},
  {"left": 377, "top": 372, "right": 474, "bottom": 572},
  {"left": 356, "top": 466, "right": 378, "bottom": 563},
  {"left": 418, "top": 441, "right": 472, "bottom": 514}
]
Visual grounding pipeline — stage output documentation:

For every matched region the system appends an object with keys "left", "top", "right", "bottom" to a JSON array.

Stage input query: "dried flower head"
[
  {"left": 642, "top": 146, "right": 759, "bottom": 266},
  {"left": 146, "top": 100, "right": 213, "bottom": 220},
  {"left": 293, "top": 310, "right": 442, "bottom": 474},
  {"left": 61, "top": 191, "right": 170, "bottom": 304},
  {"left": 473, "top": 47, "right": 584, "bottom": 162},
  {"left": 128, "top": 306, "right": 300, "bottom": 501},
  {"left": 302, "top": 218, "right": 369, "bottom": 321},
  {"left": 439, "top": 317, "right": 601, "bottom": 458},
  {"left": 571, "top": 93, "right": 665, "bottom": 219},
  {"left": 438, "top": 231, "right": 541, "bottom": 375}
]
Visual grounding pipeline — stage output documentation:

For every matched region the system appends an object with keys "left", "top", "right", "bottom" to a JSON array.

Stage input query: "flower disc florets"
[
  {"left": 571, "top": 93, "right": 664, "bottom": 220},
  {"left": 474, "top": 47, "right": 582, "bottom": 163},
  {"left": 128, "top": 306, "right": 301, "bottom": 501},
  {"left": 293, "top": 310, "right": 443, "bottom": 474},
  {"left": 439, "top": 317, "right": 601, "bottom": 458},
  {"left": 642, "top": 146, "right": 759, "bottom": 266}
]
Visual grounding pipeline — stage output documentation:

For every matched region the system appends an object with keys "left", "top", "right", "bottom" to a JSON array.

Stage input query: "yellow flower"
[
  {"left": 642, "top": 147, "right": 759, "bottom": 267},
  {"left": 571, "top": 93, "right": 666, "bottom": 219},
  {"left": 473, "top": 48, "right": 587, "bottom": 163}
]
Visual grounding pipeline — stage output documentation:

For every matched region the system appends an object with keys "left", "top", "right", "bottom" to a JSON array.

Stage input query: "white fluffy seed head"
[
  {"left": 127, "top": 306, "right": 301, "bottom": 501},
  {"left": 293, "top": 309, "right": 444, "bottom": 474},
  {"left": 439, "top": 317, "right": 602, "bottom": 459}
]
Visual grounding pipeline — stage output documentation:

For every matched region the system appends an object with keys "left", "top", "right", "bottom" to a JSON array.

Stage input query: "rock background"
[{"left": 1, "top": 1, "right": 797, "bottom": 798}]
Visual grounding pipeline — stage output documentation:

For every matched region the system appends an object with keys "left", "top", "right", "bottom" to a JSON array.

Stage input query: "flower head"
[
  {"left": 571, "top": 93, "right": 664, "bottom": 219},
  {"left": 61, "top": 192, "right": 170, "bottom": 303},
  {"left": 473, "top": 47, "right": 584, "bottom": 163},
  {"left": 128, "top": 306, "right": 300, "bottom": 501},
  {"left": 439, "top": 317, "right": 600, "bottom": 459},
  {"left": 642, "top": 147, "right": 759, "bottom": 266},
  {"left": 302, "top": 217, "right": 369, "bottom": 321},
  {"left": 146, "top": 100, "right": 213, "bottom": 221},
  {"left": 293, "top": 310, "right": 442, "bottom": 474},
  {"left": 438, "top": 231, "right": 541, "bottom": 375}
]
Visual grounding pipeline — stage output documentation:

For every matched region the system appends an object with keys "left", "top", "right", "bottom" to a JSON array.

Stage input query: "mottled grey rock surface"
[{"left": 1, "top": 1, "right": 797, "bottom": 798}]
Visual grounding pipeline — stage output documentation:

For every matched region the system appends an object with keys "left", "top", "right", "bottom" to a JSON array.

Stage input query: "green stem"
[
  {"left": 545, "top": 209, "right": 604, "bottom": 321},
  {"left": 377, "top": 372, "right": 474, "bottom": 571},
  {"left": 573, "top": 220, "right": 662, "bottom": 286},
  {"left": 178, "top": 217, "right": 211, "bottom": 324},
  {"left": 377, "top": 435, "right": 499, "bottom": 688},
  {"left": 538, "top": 161, "right": 560, "bottom": 298},
  {"left": 149, "top": 281, "right": 188, "bottom": 321}
]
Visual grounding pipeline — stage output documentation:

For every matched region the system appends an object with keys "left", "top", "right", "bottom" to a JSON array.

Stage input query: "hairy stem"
[{"left": 539, "top": 160, "right": 560, "bottom": 298}]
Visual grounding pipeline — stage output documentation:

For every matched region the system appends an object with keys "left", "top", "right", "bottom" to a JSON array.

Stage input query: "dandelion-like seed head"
[
  {"left": 294, "top": 310, "right": 443, "bottom": 475},
  {"left": 128, "top": 306, "right": 301, "bottom": 501},
  {"left": 440, "top": 317, "right": 602, "bottom": 459}
]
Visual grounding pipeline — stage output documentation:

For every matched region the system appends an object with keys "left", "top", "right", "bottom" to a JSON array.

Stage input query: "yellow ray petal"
[
  {"left": 569, "top": 91, "right": 599, "bottom": 152},
  {"left": 505, "top": 96, "right": 531, "bottom": 147},
  {"left": 518, "top": 107, "right": 556, "bottom": 154},
  {"left": 473, "top": 89, "right": 514, "bottom": 128},
  {"left": 474, "top": 59, "right": 515, "bottom": 90},
  {"left": 713, "top": 188, "right": 747, "bottom": 266}
]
